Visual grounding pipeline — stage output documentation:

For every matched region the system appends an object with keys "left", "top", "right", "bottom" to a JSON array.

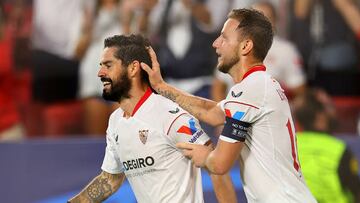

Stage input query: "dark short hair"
[
  {"left": 228, "top": 8, "right": 274, "bottom": 61},
  {"left": 104, "top": 34, "right": 152, "bottom": 85}
]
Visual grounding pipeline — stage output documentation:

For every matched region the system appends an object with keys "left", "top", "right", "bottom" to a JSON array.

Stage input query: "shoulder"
[
  {"left": 237, "top": 72, "right": 269, "bottom": 95},
  {"left": 148, "top": 94, "right": 184, "bottom": 116},
  {"left": 146, "top": 94, "right": 194, "bottom": 129},
  {"left": 108, "top": 108, "right": 123, "bottom": 124},
  {"left": 227, "top": 72, "right": 282, "bottom": 108}
]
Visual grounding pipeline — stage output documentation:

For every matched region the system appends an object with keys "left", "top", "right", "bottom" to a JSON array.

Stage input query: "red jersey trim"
[
  {"left": 242, "top": 65, "right": 266, "bottom": 80},
  {"left": 166, "top": 113, "right": 187, "bottom": 135},
  {"left": 224, "top": 101, "right": 259, "bottom": 109},
  {"left": 131, "top": 87, "right": 153, "bottom": 116}
]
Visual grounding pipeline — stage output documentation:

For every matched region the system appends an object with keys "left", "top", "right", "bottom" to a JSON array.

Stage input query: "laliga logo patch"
[
  {"left": 177, "top": 118, "right": 198, "bottom": 135},
  {"left": 225, "top": 108, "right": 245, "bottom": 121},
  {"left": 139, "top": 129, "right": 149, "bottom": 144}
]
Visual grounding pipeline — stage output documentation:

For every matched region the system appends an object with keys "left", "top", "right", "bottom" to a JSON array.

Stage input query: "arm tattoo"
[
  {"left": 157, "top": 88, "right": 205, "bottom": 119},
  {"left": 157, "top": 89, "right": 178, "bottom": 102},
  {"left": 86, "top": 176, "right": 112, "bottom": 202}
]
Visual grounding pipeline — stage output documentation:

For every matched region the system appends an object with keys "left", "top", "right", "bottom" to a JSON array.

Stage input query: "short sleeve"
[
  {"left": 101, "top": 123, "right": 124, "bottom": 174},
  {"left": 218, "top": 84, "right": 263, "bottom": 143},
  {"left": 166, "top": 113, "right": 210, "bottom": 146},
  {"left": 219, "top": 100, "right": 260, "bottom": 143}
]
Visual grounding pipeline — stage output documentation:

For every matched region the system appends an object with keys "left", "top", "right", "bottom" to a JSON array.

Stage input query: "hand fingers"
[
  {"left": 176, "top": 142, "right": 194, "bottom": 150},
  {"left": 147, "top": 46, "right": 158, "bottom": 61},
  {"left": 146, "top": 46, "right": 160, "bottom": 69},
  {"left": 182, "top": 149, "right": 193, "bottom": 158},
  {"left": 140, "top": 62, "right": 152, "bottom": 74}
]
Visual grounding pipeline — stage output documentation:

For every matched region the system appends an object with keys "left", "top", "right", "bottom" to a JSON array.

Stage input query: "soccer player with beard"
[
  {"left": 141, "top": 9, "right": 317, "bottom": 203},
  {"left": 68, "top": 34, "right": 237, "bottom": 203}
]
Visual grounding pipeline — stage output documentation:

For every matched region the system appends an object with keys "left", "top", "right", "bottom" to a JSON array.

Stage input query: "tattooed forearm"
[
  {"left": 182, "top": 102, "right": 203, "bottom": 118},
  {"left": 157, "top": 88, "right": 178, "bottom": 102},
  {"left": 157, "top": 88, "right": 198, "bottom": 116},
  {"left": 156, "top": 83, "right": 224, "bottom": 125},
  {"left": 68, "top": 172, "right": 124, "bottom": 203},
  {"left": 85, "top": 176, "right": 112, "bottom": 202}
]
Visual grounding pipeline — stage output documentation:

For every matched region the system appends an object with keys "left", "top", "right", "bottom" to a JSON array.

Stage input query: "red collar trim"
[
  {"left": 242, "top": 65, "right": 266, "bottom": 80},
  {"left": 131, "top": 87, "right": 153, "bottom": 116}
]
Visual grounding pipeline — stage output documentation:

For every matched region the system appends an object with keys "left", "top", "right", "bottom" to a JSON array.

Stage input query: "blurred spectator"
[
  {"left": 0, "top": 1, "right": 25, "bottom": 141},
  {"left": 141, "top": 0, "right": 230, "bottom": 98},
  {"left": 231, "top": 0, "right": 290, "bottom": 38},
  {"left": 294, "top": 88, "right": 360, "bottom": 203},
  {"left": 77, "top": 0, "right": 125, "bottom": 136},
  {"left": 212, "top": 1, "right": 306, "bottom": 102},
  {"left": 30, "top": 0, "right": 95, "bottom": 136},
  {"left": 291, "top": 0, "right": 360, "bottom": 95}
]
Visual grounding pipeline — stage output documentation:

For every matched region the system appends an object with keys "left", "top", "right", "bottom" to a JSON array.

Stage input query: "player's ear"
[
  {"left": 129, "top": 60, "right": 141, "bottom": 78},
  {"left": 240, "top": 39, "right": 253, "bottom": 56}
]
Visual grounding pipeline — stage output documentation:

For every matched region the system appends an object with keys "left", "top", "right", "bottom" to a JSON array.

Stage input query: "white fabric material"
[
  {"left": 32, "top": 0, "right": 95, "bottom": 59},
  {"left": 218, "top": 71, "right": 316, "bottom": 203},
  {"left": 78, "top": 7, "right": 122, "bottom": 98},
  {"left": 166, "top": 1, "right": 192, "bottom": 59},
  {"left": 101, "top": 93, "right": 209, "bottom": 203}
]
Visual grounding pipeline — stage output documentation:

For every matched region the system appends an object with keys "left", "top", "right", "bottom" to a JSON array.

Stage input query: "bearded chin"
[
  {"left": 218, "top": 63, "right": 232, "bottom": 74},
  {"left": 218, "top": 56, "right": 239, "bottom": 74},
  {"left": 102, "top": 74, "right": 132, "bottom": 102},
  {"left": 102, "top": 87, "right": 123, "bottom": 102}
]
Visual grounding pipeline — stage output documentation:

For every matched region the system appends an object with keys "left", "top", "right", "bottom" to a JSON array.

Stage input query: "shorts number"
[{"left": 286, "top": 119, "right": 300, "bottom": 171}]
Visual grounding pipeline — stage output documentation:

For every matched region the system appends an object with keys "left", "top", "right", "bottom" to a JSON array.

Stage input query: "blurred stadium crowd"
[
  {"left": 1, "top": 0, "right": 360, "bottom": 202},
  {"left": 1, "top": 0, "right": 360, "bottom": 140}
]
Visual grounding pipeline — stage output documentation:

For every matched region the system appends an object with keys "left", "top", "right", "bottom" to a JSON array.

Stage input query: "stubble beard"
[
  {"left": 218, "top": 54, "right": 240, "bottom": 74},
  {"left": 102, "top": 71, "right": 132, "bottom": 102}
]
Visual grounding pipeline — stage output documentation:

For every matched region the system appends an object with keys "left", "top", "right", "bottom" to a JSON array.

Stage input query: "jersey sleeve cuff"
[
  {"left": 219, "top": 135, "right": 240, "bottom": 143},
  {"left": 101, "top": 166, "right": 125, "bottom": 174}
]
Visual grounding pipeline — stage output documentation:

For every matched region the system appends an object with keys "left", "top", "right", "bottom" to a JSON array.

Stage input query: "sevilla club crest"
[{"left": 139, "top": 130, "right": 149, "bottom": 144}]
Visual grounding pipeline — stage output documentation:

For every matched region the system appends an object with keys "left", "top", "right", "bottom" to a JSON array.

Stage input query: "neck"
[
  {"left": 120, "top": 83, "right": 149, "bottom": 117},
  {"left": 229, "top": 59, "right": 263, "bottom": 83}
]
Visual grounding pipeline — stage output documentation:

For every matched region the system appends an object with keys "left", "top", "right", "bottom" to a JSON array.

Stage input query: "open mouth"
[{"left": 103, "top": 81, "right": 111, "bottom": 87}]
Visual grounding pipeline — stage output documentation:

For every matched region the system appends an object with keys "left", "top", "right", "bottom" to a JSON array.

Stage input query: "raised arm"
[
  {"left": 68, "top": 171, "right": 125, "bottom": 203},
  {"left": 141, "top": 47, "right": 225, "bottom": 126},
  {"left": 294, "top": 0, "right": 313, "bottom": 19},
  {"left": 332, "top": 0, "right": 360, "bottom": 36}
]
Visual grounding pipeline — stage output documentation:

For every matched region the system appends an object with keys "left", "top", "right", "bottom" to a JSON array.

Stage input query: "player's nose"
[{"left": 98, "top": 66, "right": 106, "bottom": 77}]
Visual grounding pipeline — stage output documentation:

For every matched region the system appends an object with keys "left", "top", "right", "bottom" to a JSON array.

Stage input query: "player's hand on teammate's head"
[
  {"left": 141, "top": 46, "right": 166, "bottom": 92},
  {"left": 176, "top": 142, "right": 212, "bottom": 168}
]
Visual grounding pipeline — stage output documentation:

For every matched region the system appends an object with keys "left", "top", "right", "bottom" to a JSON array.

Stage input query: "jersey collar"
[
  {"left": 242, "top": 65, "right": 266, "bottom": 80},
  {"left": 131, "top": 87, "right": 153, "bottom": 116}
]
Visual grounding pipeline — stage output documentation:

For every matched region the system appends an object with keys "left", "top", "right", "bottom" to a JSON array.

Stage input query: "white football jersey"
[
  {"left": 218, "top": 66, "right": 316, "bottom": 203},
  {"left": 101, "top": 88, "right": 209, "bottom": 203}
]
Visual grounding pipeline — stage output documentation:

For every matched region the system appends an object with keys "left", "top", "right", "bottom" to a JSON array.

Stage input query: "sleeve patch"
[
  {"left": 176, "top": 118, "right": 197, "bottom": 135},
  {"left": 225, "top": 108, "right": 245, "bottom": 121},
  {"left": 221, "top": 116, "right": 251, "bottom": 142}
]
